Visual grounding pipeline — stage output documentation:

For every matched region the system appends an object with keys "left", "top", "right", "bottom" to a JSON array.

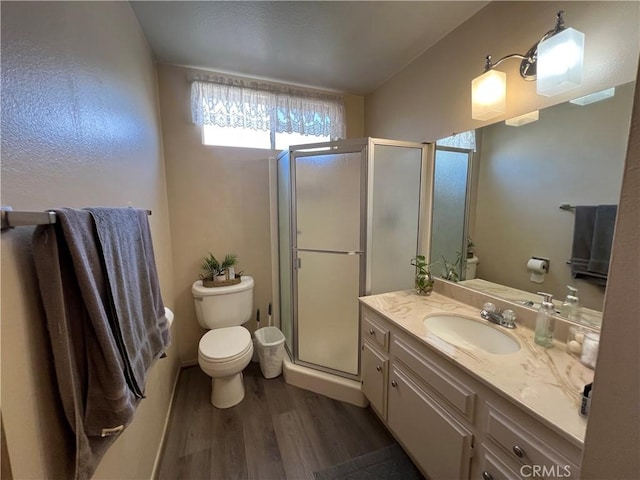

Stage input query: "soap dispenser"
[
  {"left": 561, "top": 286, "right": 582, "bottom": 322},
  {"left": 534, "top": 292, "right": 556, "bottom": 348}
]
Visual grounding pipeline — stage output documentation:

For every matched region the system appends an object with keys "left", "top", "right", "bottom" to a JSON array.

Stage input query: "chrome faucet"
[{"left": 480, "top": 303, "right": 517, "bottom": 329}]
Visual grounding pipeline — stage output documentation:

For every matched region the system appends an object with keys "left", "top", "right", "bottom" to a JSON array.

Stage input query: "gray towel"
[
  {"left": 587, "top": 205, "right": 617, "bottom": 275},
  {"left": 570, "top": 205, "right": 616, "bottom": 285},
  {"left": 85, "top": 207, "right": 170, "bottom": 397},
  {"left": 33, "top": 211, "right": 136, "bottom": 479},
  {"left": 32, "top": 208, "right": 170, "bottom": 479},
  {"left": 570, "top": 206, "right": 597, "bottom": 279}
]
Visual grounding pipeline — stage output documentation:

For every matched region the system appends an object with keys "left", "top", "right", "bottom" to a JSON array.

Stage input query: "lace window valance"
[
  {"left": 191, "top": 78, "right": 346, "bottom": 140},
  {"left": 436, "top": 130, "right": 476, "bottom": 151}
]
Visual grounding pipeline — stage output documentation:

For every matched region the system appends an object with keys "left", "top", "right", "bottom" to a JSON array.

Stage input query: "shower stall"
[{"left": 275, "top": 138, "right": 430, "bottom": 380}]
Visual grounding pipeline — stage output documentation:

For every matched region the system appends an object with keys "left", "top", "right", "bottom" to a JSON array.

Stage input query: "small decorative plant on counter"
[
  {"left": 410, "top": 255, "right": 434, "bottom": 296},
  {"left": 200, "top": 252, "right": 241, "bottom": 287}
]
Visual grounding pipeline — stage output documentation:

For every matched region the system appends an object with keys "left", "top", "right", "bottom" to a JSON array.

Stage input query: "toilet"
[
  {"left": 192, "top": 276, "right": 254, "bottom": 408},
  {"left": 465, "top": 256, "right": 479, "bottom": 280}
]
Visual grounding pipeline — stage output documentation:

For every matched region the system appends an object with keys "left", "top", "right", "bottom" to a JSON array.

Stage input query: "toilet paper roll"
[
  {"left": 527, "top": 258, "right": 547, "bottom": 283},
  {"left": 164, "top": 307, "right": 174, "bottom": 327}
]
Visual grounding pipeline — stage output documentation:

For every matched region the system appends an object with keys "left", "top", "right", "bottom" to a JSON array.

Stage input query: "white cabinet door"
[
  {"left": 361, "top": 341, "right": 388, "bottom": 418},
  {"left": 388, "top": 365, "right": 473, "bottom": 479}
]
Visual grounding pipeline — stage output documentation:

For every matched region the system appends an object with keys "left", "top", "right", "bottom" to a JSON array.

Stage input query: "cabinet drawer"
[
  {"left": 362, "top": 310, "right": 389, "bottom": 351},
  {"left": 478, "top": 444, "right": 523, "bottom": 480},
  {"left": 392, "top": 336, "right": 475, "bottom": 421},
  {"left": 486, "top": 407, "right": 578, "bottom": 478}
]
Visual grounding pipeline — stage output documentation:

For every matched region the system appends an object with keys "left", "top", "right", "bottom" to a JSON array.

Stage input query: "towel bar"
[
  {"left": 1, "top": 207, "right": 152, "bottom": 230},
  {"left": 559, "top": 204, "right": 576, "bottom": 211}
]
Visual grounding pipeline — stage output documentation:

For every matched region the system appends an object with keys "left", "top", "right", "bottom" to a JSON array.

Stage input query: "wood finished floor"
[{"left": 157, "top": 363, "right": 396, "bottom": 480}]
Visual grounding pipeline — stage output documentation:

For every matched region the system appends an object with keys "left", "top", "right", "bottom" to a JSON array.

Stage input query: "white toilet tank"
[
  {"left": 192, "top": 276, "right": 254, "bottom": 329},
  {"left": 465, "top": 256, "right": 479, "bottom": 280}
]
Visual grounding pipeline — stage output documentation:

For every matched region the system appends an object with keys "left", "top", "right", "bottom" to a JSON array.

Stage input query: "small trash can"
[{"left": 254, "top": 326, "right": 285, "bottom": 379}]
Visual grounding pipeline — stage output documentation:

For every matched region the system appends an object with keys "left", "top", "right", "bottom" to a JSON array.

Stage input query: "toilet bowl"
[
  {"left": 192, "top": 276, "right": 254, "bottom": 408},
  {"left": 198, "top": 326, "right": 253, "bottom": 408}
]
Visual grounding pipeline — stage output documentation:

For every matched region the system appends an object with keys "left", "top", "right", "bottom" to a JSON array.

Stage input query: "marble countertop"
[{"left": 359, "top": 290, "right": 595, "bottom": 447}]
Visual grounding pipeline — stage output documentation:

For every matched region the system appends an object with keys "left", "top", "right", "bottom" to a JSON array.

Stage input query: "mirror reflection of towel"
[
  {"left": 570, "top": 205, "right": 617, "bottom": 285},
  {"left": 588, "top": 205, "right": 617, "bottom": 275}
]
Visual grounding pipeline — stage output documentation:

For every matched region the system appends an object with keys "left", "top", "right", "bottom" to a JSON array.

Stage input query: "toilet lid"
[{"left": 199, "top": 326, "right": 251, "bottom": 361}]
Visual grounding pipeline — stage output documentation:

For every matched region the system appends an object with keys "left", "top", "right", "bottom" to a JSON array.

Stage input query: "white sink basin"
[{"left": 423, "top": 314, "right": 520, "bottom": 355}]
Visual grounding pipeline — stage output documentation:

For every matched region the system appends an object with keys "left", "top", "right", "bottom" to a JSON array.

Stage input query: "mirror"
[{"left": 431, "top": 81, "right": 636, "bottom": 327}]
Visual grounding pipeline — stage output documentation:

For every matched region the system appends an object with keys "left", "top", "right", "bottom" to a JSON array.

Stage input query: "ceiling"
[{"left": 130, "top": 1, "right": 488, "bottom": 95}]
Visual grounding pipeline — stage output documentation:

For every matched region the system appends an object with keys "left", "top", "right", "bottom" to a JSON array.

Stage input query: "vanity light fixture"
[
  {"left": 570, "top": 87, "right": 616, "bottom": 106},
  {"left": 505, "top": 110, "right": 539, "bottom": 127},
  {"left": 471, "top": 11, "right": 584, "bottom": 120}
]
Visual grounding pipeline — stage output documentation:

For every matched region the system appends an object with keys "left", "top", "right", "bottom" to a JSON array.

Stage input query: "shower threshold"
[{"left": 282, "top": 351, "right": 368, "bottom": 408}]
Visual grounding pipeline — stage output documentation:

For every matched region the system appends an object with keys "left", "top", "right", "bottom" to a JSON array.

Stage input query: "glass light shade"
[
  {"left": 505, "top": 110, "right": 539, "bottom": 127},
  {"left": 570, "top": 87, "right": 615, "bottom": 106},
  {"left": 537, "top": 27, "right": 585, "bottom": 97},
  {"left": 472, "top": 69, "right": 506, "bottom": 120}
]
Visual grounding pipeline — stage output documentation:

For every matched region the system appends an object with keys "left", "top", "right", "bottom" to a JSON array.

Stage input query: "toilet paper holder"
[
  {"left": 530, "top": 256, "right": 550, "bottom": 272},
  {"left": 527, "top": 256, "right": 550, "bottom": 283}
]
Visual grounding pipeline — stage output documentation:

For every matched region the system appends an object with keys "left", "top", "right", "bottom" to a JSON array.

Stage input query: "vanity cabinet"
[
  {"left": 360, "top": 304, "right": 582, "bottom": 480},
  {"left": 361, "top": 307, "right": 475, "bottom": 479}
]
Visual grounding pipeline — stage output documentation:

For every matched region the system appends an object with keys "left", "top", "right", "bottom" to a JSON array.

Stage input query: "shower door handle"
[{"left": 293, "top": 248, "right": 364, "bottom": 255}]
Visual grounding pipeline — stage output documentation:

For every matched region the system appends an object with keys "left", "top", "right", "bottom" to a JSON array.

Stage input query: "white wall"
[{"left": 1, "top": 3, "right": 179, "bottom": 478}]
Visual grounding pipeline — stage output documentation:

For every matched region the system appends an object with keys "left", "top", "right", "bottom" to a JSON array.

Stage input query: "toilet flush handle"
[{"left": 195, "top": 297, "right": 203, "bottom": 302}]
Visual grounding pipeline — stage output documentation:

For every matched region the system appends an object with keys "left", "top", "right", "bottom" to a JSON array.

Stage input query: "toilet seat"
[{"left": 199, "top": 326, "right": 251, "bottom": 363}]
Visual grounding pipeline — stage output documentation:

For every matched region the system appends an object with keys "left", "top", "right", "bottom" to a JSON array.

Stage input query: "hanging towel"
[
  {"left": 570, "top": 206, "right": 597, "bottom": 279},
  {"left": 570, "top": 205, "right": 616, "bottom": 285},
  {"left": 86, "top": 207, "right": 170, "bottom": 398},
  {"left": 587, "top": 205, "right": 617, "bottom": 275},
  {"left": 32, "top": 208, "right": 170, "bottom": 479}
]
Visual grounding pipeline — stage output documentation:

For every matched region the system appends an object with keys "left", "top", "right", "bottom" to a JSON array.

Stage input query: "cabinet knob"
[
  {"left": 482, "top": 472, "right": 494, "bottom": 480},
  {"left": 376, "top": 365, "right": 382, "bottom": 372},
  {"left": 369, "top": 329, "right": 375, "bottom": 335},
  {"left": 512, "top": 445, "right": 525, "bottom": 458},
  {"left": 391, "top": 380, "right": 397, "bottom": 388}
]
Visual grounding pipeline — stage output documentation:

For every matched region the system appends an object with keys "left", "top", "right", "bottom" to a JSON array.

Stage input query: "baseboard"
[
  {"left": 181, "top": 358, "right": 198, "bottom": 368},
  {"left": 150, "top": 365, "right": 182, "bottom": 480}
]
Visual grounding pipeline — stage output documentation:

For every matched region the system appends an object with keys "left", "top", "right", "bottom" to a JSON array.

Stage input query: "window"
[
  {"left": 436, "top": 130, "right": 477, "bottom": 152},
  {"left": 202, "top": 125, "right": 330, "bottom": 150},
  {"left": 192, "top": 78, "right": 343, "bottom": 150}
]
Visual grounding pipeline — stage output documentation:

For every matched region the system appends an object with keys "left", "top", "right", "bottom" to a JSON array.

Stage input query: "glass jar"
[
  {"left": 566, "top": 326, "right": 586, "bottom": 357},
  {"left": 580, "top": 332, "right": 600, "bottom": 369}
]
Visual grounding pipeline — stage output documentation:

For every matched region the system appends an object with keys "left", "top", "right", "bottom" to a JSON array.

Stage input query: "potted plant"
[
  {"left": 221, "top": 253, "right": 238, "bottom": 279},
  {"left": 200, "top": 252, "right": 240, "bottom": 287},
  {"left": 410, "top": 255, "right": 434, "bottom": 295},
  {"left": 466, "top": 237, "right": 476, "bottom": 259},
  {"left": 439, "top": 253, "right": 462, "bottom": 283}
]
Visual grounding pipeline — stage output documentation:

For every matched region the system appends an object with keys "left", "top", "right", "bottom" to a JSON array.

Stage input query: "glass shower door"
[
  {"left": 277, "top": 151, "right": 293, "bottom": 352},
  {"left": 431, "top": 147, "right": 472, "bottom": 280},
  {"left": 369, "top": 142, "right": 423, "bottom": 294},
  {"left": 293, "top": 149, "right": 365, "bottom": 377}
]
